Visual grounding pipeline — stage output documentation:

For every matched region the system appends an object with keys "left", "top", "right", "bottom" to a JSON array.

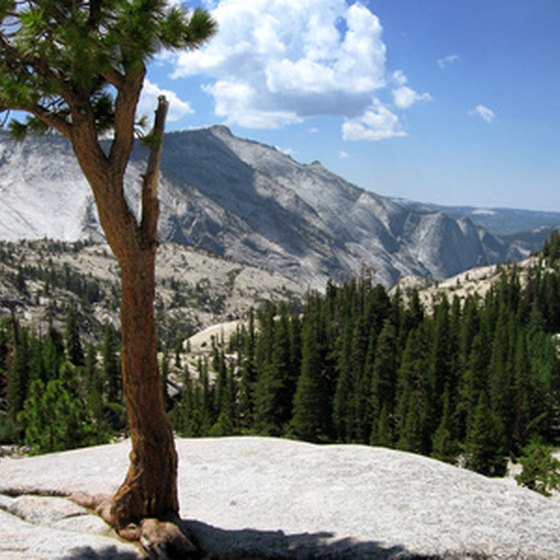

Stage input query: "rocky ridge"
[{"left": 0, "top": 127, "right": 530, "bottom": 290}]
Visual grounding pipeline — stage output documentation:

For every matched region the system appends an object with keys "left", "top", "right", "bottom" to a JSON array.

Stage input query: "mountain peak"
[
  {"left": 0, "top": 127, "right": 531, "bottom": 288},
  {"left": 206, "top": 124, "right": 234, "bottom": 137}
]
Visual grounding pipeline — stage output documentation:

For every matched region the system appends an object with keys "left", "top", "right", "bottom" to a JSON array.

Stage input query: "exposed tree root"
[{"left": 70, "top": 492, "right": 198, "bottom": 559}]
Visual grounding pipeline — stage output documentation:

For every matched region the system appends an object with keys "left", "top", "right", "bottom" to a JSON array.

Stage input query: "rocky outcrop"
[{"left": 1, "top": 437, "right": 560, "bottom": 559}]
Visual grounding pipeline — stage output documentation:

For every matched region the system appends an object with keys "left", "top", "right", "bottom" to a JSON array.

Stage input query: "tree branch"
[
  {"left": 140, "top": 95, "right": 168, "bottom": 246},
  {"left": 0, "top": 35, "right": 80, "bottom": 108},
  {"left": 30, "top": 105, "right": 72, "bottom": 137},
  {"left": 2, "top": 100, "right": 72, "bottom": 137},
  {"left": 100, "top": 68, "right": 125, "bottom": 89},
  {"left": 109, "top": 66, "right": 146, "bottom": 178}
]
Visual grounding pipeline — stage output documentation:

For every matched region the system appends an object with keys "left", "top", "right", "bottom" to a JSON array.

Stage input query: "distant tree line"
[
  {"left": 3, "top": 233, "right": 560, "bottom": 482},
  {"left": 172, "top": 239, "right": 560, "bottom": 478}
]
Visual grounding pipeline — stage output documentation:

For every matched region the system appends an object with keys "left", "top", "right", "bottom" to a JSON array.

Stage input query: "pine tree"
[
  {"left": 291, "top": 313, "right": 330, "bottom": 442},
  {"left": 465, "top": 392, "right": 507, "bottom": 477},
  {"left": 238, "top": 309, "right": 257, "bottom": 429},
  {"left": 42, "top": 326, "right": 65, "bottom": 382},
  {"left": 253, "top": 304, "right": 293, "bottom": 435},
  {"left": 457, "top": 332, "right": 489, "bottom": 438},
  {"left": 349, "top": 314, "right": 371, "bottom": 443},
  {"left": 101, "top": 323, "right": 121, "bottom": 405},
  {"left": 487, "top": 304, "right": 515, "bottom": 454},
  {"left": 65, "top": 304, "right": 85, "bottom": 367},
  {"left": 7, "top": 330, "right": 30, "bottom": 429},
  {"left": 18, "top": 362, "right": 99, "bottom": 454},
  {"left": 373, "top": 406, "right": 394, "bottom": 449},
  {"left": 333, "top": 321, "right": 355, "bottom": 442},
  {"left": 369, "top": 319, "right": 398, "bottom": 446},
  {"left": 0, "top": 0, "right": 216, "bottom": 537},
  {"left": 395, "top": 326, "right": 432, "bottom": 455},
  {"left": 431, "top": 386, "right": 459, "bottom": 464},
  {"left": 512, "top": 330, "right": 532, "bottom": 451}
]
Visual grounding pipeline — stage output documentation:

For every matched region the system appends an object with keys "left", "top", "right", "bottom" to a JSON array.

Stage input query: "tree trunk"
[
  {"left": 68, "top": 95, "right": 181, "bottom": 537},
  {"left": 109, "top": 247, "right": 179, "bottom": 530}
]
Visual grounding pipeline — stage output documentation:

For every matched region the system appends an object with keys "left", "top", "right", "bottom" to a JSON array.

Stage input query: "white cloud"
[
  {"left": 339, "top": 150, "right": 350, "bottom": 159},
  {"left": 138, "top": 79, "right": 194, "bottom": 122},
  {"left": 392, "top": 86, "right": 432, "bottom": 109},
  {"left": 437, "top": 54, "right": 459, "bottom": 69},
  {"left": 342, "top": 101, "right": 407, "bottom": 141},
  {"left": 391, "top": 71, "right": 432, "bottom": 109},
  {"left": 469, "top": 104, "right": 496, "bottom": 124},
  {"left": 172, "top": 0, "right": 421, "bottom": 140}
]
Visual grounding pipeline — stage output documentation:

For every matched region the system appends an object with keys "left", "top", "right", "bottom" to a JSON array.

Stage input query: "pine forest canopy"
[{"left": 0, "top": 0, "right": 217, "bottom": 554}]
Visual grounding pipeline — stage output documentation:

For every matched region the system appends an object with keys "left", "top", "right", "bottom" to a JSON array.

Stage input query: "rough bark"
[
  {"left": 110, "top": 249, "right": 179, "bottom": 530},
  {"left": 69, "top": 96, "right": 183, "bottom": 539}
]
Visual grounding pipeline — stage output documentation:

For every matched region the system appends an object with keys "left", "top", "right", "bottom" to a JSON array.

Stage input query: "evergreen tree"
[
  {"left": 428, "top": 296, "right": 455, "bottom": 431},
  {"left": 465, "top": 392, "right": 507, "bottom": 477},
  {"left": 349, "top": 314, "right": 371, "bottom": 443},
  {"left": 431, "top": 386, "right": 459, "bottom": 464},
  {"left": 395, "top": 326, "right": 432, "bottom": 455},
  {"left": 18, "top": 362, "right": 100, "bottom": 454},
  {"left": 487, "top": 304, "right": 515, "bottom": 454},
  {"left": 515, "top": 441, "right": 560, "bottom": 496},
  {"left": 253, "top": 304, "right": 293, "bottom": 435},
  {"left": 291, "top": 312, "right": 330, "bottom": 442},
  {"left": 65, "top": 304, "right": 85, "bottom": 367},
  {"left": 101, "top": 323, "right": 121, "bottom": 405},
  {"left": 457, "top": 332, "right": 489, "bottom": 439},
  {"left": 370, "top": 404, "right": 393, "bottom": 447},
  {"left": 238, "top": 309, "right": 257, "bottom": 429},
  {"left": 84, "top": 341, "right": 111, "bottom": 439},
  {"left": 333, "top": 320, "right": 355, "bottom": 442},
  {"left": 7, "top": 330, "right": 30, "bottom": 429},
  {"left": 369, "top": 319, "right": 398, "bottom": 447},
  {"left": 171, "top": 367, "right": 196, "bottom": 437},
  {"left": 0, "top": 0, "right": 216, "bottom": 537},
  {"left": 42, "top": 326, "right": 65, "bottom": 382}
]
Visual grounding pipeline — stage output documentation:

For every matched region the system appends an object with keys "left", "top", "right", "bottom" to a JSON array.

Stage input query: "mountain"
[
  {"left": 392, "top": 197, "right": 560, "bottom": 237},
  {"left": 0, "top": 127, "right": 530, "bottom": 288}
]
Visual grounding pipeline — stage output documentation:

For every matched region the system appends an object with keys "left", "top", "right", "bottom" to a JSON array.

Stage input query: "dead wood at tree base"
[{"left": 70, "top": 492, "right": 198, "bottom": 559}]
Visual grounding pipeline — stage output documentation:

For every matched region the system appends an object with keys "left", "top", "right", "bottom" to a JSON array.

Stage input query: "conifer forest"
[{"left": 2, "top": 233, "right": 560, "bottom": 480}]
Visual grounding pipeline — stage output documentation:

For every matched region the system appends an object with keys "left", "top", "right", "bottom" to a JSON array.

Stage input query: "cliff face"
[{"left": 0, "top": 127, "right": 521, "bottom": 289}]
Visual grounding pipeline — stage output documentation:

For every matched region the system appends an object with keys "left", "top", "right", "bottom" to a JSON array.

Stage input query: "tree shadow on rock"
[
  {"left": 182, "top": 519, "right": 436, "bottom": 560},
  {"left": 61, "top": 546, "right": 142, "bottom": 560}
]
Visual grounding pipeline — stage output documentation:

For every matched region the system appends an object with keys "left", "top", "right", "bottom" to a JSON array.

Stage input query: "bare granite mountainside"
[{"left": 0, "top": 127, "right": 526, "bottom": 289}]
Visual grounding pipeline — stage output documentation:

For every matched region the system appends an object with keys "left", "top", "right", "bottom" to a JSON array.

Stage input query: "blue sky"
[{"left": 145, "top": 0, "right": 560, "bottom": 212}]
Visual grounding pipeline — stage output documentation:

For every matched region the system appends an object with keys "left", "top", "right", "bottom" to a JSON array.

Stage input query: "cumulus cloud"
[
  {"left": 342, "top": 100, "right": 407, "bottom": 141},
  {"left": 138, "top": 79, "right": 194, "bottom": 122},
  {"left": 469, "top": 104, "right": 496, "bottom": 124},
  {"left": 391, "top": 71, "right": 432, "bottom": 109},
  {"left": 437, "top": 54, "right": 459, "bottom": 69},
  {"left": 171, "top": 0, "right": 423, "bottom": 140}
]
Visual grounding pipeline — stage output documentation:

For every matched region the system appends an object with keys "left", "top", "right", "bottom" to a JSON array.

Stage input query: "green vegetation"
[
  {"left": 171, "top": 246, "right": 560, "bottom": 481},
  {"left": 3, "top": 234, "right": 560, "bottom": 489},
  {"left": 515, "top": 441, "right": 560, "bottom": 496},
  {"left": 0, "top": 305, "right": 123, "bottom": 451}
]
